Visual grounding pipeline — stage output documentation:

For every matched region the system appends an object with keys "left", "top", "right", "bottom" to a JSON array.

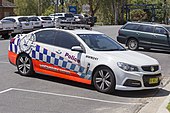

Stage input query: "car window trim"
[{"left": 154, "top": 27, "right": 168, "bottom": 35}]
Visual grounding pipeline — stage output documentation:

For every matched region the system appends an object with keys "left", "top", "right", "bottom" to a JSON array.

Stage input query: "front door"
[{"left": 137, "top": 25, "right": 155, "bottom": 46}]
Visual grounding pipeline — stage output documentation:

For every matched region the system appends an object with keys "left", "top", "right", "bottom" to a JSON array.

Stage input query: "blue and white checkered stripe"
[
  {"left": 9, "top": 38, "right": 20, "bottom": 54},
  {"left": 31, "top": 45, "right": 92, "bottom": 80}
]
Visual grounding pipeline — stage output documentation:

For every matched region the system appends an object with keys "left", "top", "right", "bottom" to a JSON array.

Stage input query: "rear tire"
[
  {"left": 93, "top": 67, "right": 116, "bottom": 93},
  {"left": 16, "top": 54, "right": 34, "bottom": 76},
  {"left": 127, "top": 38, "right": 139, "bottom": 50}
]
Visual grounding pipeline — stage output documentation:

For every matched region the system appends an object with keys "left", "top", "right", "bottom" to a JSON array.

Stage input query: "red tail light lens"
[
  {"left": 118, "top": 30, "right": 120, "bottom": 35},
  {"left": 10, "top": 38, "right": 15, "bottom": 44}
]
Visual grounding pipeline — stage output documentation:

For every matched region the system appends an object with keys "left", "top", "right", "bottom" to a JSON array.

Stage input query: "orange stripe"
[
  {"left": 8, "top": 51, "right": 18, "bottom": 65},
  {"left": 32, "top": 59, "right": 91, "bottom": 85}
]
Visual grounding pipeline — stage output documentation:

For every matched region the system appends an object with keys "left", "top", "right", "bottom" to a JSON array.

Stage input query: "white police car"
[{"left": 8, "top": 28, "right": 162, "bottom": 93}]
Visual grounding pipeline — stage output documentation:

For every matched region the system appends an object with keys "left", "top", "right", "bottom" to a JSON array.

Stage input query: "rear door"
[
  {"left": 152, "top": 27, "right": 169, "bottom": 47},
  {"left": 33, "top": 30, "right": 56, "bottom": 71},
  {"left": 137, "top": 25, "right": 155, "bottom": 46},
  {"left": 52, "top": 31, "right": 89, "bottom": 80}
]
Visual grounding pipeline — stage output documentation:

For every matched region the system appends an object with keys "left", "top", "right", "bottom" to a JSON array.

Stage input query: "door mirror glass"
[{"left": 71, "top": 46, "right": 84, "bottom": 52}]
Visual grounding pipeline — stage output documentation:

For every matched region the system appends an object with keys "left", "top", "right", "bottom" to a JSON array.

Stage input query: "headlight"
[{"left": 117, "top": 62, "right": 138, "bottom": 71}]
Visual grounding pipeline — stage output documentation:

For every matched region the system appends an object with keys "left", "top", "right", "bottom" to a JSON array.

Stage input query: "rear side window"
[
  {"left": 35, "top": 30, "right": 56, "bottom": 45},
  {"left": 54, "top": 31, "right": 80, "bottom": 49},
  {"left": 123, "top": 24, "right": 140, "bottom": 30},
  {"left": 138, "top": 25, "right": 154, "bottom": 33},
  {"left": 155, "top": 27, "right": 167, "bottom": 35},
  {"left": 41, "top": 17, "right": 52, "bottom": 20}
]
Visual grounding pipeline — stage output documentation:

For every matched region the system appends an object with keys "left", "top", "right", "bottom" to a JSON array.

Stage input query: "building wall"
[
  {"left": 0, "top": 7, "right": 14, "bottom": 19},
  {"left": 0, "top": 0, "right": 15, "bottom": 19}
]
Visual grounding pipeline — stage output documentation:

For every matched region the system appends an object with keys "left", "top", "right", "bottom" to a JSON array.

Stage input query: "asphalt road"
[{"left": 0, "top": 26, "right": 169, "bottom": 113}]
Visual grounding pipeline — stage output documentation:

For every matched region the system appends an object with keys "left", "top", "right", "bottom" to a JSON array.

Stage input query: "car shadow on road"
[
  {"left": 17, "top": 72, "right": 95, "bottom": 91},
  {"left": 16, "top": 72, "right": 170, "bottom": 98},
  {"left": 113, "top": 88, "right": 169, "bottom": 98},
  {"left": 137, "top": 48, "right": 170, "bottom": 54}
]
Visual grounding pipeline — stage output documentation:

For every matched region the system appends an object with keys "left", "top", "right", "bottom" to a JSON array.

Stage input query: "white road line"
[
  {"left": 12, "top": 88, "right": 143, "bottom": 105},
  {"left": 0, "top": 88, "right": 13, "bottom": 94},
  {"left": 0, "top": 61, "right": 9, "bottom": 64},
  {"left": 0, "top": 54, "right": 7, "bottom": 57}
]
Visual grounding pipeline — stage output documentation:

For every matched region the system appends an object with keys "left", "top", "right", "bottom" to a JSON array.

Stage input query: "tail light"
[
  {"left": 118, "top": 29, "right": 120, "bottom": 35},
  {"left": 10, "top": 38, "right": 15, "bottom": 44}
]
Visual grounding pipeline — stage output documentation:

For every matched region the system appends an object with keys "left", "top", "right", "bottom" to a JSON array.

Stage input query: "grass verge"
[{"left": 167, "top": 102, "right": 170, "bottom": 112}]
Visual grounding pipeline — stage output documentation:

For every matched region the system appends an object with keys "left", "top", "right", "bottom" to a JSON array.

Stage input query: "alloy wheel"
[{"left": 93, "top": 67, "right": 115, "bottom": 93}]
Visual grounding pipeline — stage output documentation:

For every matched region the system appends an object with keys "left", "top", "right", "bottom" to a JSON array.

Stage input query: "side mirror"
[
  {"left": 164, "top": 32, "right": 169, "bottom": 36},
  {"left": 71, "top": 46, "right": 84, "bottom": 52}
]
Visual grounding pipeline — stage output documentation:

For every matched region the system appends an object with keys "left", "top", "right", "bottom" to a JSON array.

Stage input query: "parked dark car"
[{"left": 117, "top": 22, "right": 170, "bottom": 51}]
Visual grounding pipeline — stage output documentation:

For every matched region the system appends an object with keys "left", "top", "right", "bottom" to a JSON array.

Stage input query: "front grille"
[
  {"left": 141, "top": 65, "right": 159, "bottom": 72},
  {"left": 143, "top": 73, "right": 162, "bottom": 87}
]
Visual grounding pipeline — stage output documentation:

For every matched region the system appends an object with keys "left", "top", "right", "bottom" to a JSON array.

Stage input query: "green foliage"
[
  {"left": 42, "top": 6, "right": 54, "bottom": 16},
  {"left": 13, "top": 0, "right": 170, "bottom": 24},
  {"left": 167, "top": 102, "right": 170, "bottom": 112},
  {"left": 14, "top": 0, "right": 52, "bottom": 16},
  {"left": 130, "top": 9, "right": 147, "bottom": 21},
  {"left": 14, "top": 0, "right": 38, "bottom": 16}
]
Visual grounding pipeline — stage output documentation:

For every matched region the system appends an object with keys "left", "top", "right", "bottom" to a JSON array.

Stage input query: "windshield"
[{"left": 78, "top": 34, "right": 126, "bottom": 51}]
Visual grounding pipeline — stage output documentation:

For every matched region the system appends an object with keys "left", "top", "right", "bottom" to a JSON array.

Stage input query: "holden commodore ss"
[{"left": 8, "top": 28, "right": 162, "bottom": 93}]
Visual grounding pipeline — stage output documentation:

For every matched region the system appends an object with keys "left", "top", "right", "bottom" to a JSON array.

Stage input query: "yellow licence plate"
[{"left": 149, "top": 78, "right": 159, "bottom": 84}]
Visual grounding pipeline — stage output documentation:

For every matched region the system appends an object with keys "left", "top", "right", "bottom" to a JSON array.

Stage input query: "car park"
[
  {"left": 2, "top": 16, "right": 33, "bottom": 34},
  {"left": 0, "top": 20, "right": 15, "bottom": 39},
  {"left": 117, "top": 22, "right": 170, "bottom": 51},
  {"left": 49, "top": 13, "right": 75, "bottom": 23},
  {"left": 38, "top": 16, "right": 54, "bottom": 28},
  {"left": 28, "top": 16, "right": 42, "bottom": 30},
  {"left": 8, "top": 28, "right": 162, "bottom": 93}
]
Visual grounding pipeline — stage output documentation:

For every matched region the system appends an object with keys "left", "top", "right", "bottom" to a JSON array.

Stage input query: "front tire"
[
  {"left": 16, "top": 54, "right": 34, "bottom": 76},
  {"left": 127, "top": 38, "right": 139, "bottom": 50},
  {"left": 93, "top": 67, "right": 116, "bottom": 93}
]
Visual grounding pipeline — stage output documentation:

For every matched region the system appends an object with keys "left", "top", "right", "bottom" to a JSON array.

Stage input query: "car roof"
[
  {"left": 126, "top": 22, "right": 168, "bottom": 27},
  {"left": 38, "top": 16, "right": 51, "bottom": 17},
  {"left": 68, "top": 29, "right": 103, "bottom": 35},
  {"left": 32, "top": 28, "right": 103, "bottom": 35},
  {"left": 3, "top": 16, "right": 27, "bottom": 19}
]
